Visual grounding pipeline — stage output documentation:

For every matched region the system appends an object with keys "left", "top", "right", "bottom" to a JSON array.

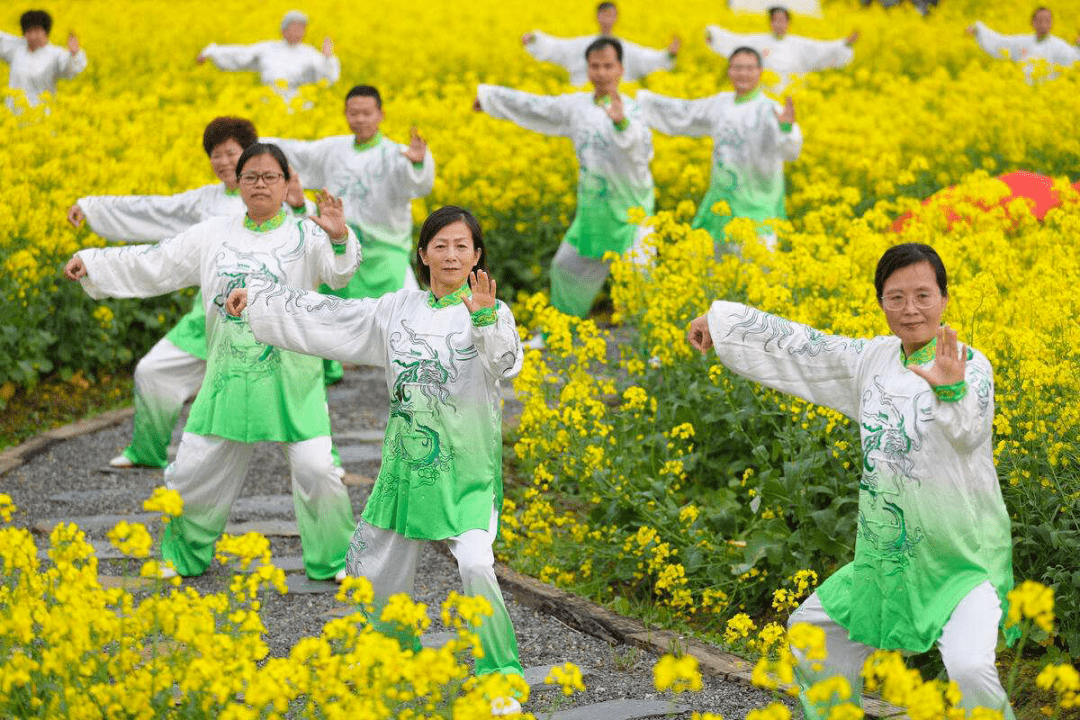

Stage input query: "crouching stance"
[
  {"left": 229, "top": 206, "right": 525, "bottom": 713},
  {"left": 65, "top": 143, "right": 359, "bottom": 580}
]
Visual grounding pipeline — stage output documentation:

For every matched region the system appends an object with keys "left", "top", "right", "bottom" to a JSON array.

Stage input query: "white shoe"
[
  {"left": 333, "top": 465, "right": 346, "bottom": 479},
  {"left": 490, "top": 697, "right": 521, "bottom": 716},
  {"left": 522, "top": 334, "right": 545, "bottom": 350},
  {"left": 109, "top": 454, "right": 134, "bottom": 468},
  {"left": 158, "top": 565, "right": 179, "bottom": 579},
  {"left": 334, "top": 568, "right": 348, "bottom": 583}
]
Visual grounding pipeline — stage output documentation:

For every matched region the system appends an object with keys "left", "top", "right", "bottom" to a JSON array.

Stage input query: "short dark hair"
[
  {"left": 768, "top": 6, "right": 790, "bottom": 21},
  {"left": 585, "top": 37, "right": 623, "bottom": 63},
  {"left": 202, "top": 117, "right": 258, "bottom": 156},
  {"left": 415, "top": 206, "right": 487, "bottom": 288},
  {"left": 729, "top": 46, "right": 762, "bottom": 66},
  {"left": 20, "top": 10, "right": 51, "bottom": 34},
  {"left": 1032, "top": 6, "right": 1051, "bottom": 20},
  {"left": 345, "top": 85, "right": 382, "bottom": 109},
  {"left": 597, "top": 2, "right": 617, "bottom": 11},
  {"left": 874, "top": 243, "right": 948, "bottom": 300},
  {"left": 235, "top": 142, "right": 291, "bottom": 181}
]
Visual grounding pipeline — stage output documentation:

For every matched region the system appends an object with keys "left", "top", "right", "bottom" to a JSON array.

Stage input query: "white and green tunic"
[
  {"left": 0, "top": 31, "right": 87, "bottom": 108},
  {"left": 638, "top": 88, "right": 801, "bottom": 246},
  {"left": 75, "top": 210, "right": 359, "bottom": 443},
  {"left": 198, "top": 39, "right": 340, "bottom": 98},
  {"left": 971, "top": 23, "right": 1080, "bottom": 81},
  {"left": 524, "top": 31, "right": 674, "bottom": 85},
  {"left": 704, "top": 26, "right": 852, "bottom": 91},
  {"left": 477, "top": 84, "right": 655, "bottom": 316},
  {"left": 705, "top": 301, "right": 1015, "bottom": 652}
]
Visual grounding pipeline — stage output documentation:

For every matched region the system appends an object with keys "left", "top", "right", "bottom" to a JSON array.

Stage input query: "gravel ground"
[{"left": 2, "top": 365, "right": 789, "bottom": 719}]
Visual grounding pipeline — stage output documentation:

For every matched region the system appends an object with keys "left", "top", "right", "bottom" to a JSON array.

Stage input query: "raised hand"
[
  {"left": 196, "top": 53, "right": 207, "bottom": 64},
  {"left": 226, "top": 288, "right": 248, "bottom": 317},
  {"left": 462, "top": 270, "right": 497, "bottom": 312},
  {"left": 285, "top": 172, "right": 306, "bottom": 209},
  {"left": 311, "top": 189, "right": 347, "bottom": 240},
  {"left": 63, "top": 256, "right": 87, "bottom": 281},
  {"left": 604, "top": 92, "right": 625, "bottom": 125},
  {"left": 908, "top": 325, "right": 967, "bottom": 388},
  {"left": 322, "top": 36, "right": 334, "bottom": 57},
  {"left": 687, "top": 315, "right": 713, "bottom": 354},
  {"left": 965, "top": 25, "right": 977, "bottom": 36},
  {"left": 472, "top": 96, "right": 483, "bottom": 112},
  {"left": 67, "top": 204, "right": 85, "bottom": 228},
  {"left": 667, "top": 35, "right": 682, "bottom": 56},
  {"left": 705, "top": 29, "right": 713, "bottom": 45},
  {"left": 401, "top": 127, "right": 427, "bottom": 163},
  {"left": 521, "top": 32, "right": 536, "bottom": 46},
  {"left": 777, "top": 97, "right": 795, "bottom": 125},
  {"left": 67, "top": 32, "right": 80, "bottom": 55},
  {"left": 846, "top": 30, "right": 860, "bottom": 46}
]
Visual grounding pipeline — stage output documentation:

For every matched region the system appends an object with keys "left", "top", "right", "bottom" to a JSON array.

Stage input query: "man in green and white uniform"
[
  {"left": 476, "top": 38, "right": 655, "bottom": 317},
  {"left": 638, "top": 46, "right": 801, "bottom": 249}
]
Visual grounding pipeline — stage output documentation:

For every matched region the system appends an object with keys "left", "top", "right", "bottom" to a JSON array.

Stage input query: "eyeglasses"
[
  {"left": 882, "top": 292, "right": 940, "bottom": 311},
  {"left": 239, "top": 172, "right": 285, "bottom": 185}
]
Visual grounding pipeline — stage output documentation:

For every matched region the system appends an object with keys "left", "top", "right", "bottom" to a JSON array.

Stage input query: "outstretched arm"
[
  {"left": 65, "top": 228, "right": 203, "bottom": 300},
  {"left": 635, "top": 90, "right": 716, "bottom": 137},
  {"left": 969, "top": 21, "right": 1027, "bottom": 60},
  {"left": 69, "top": 187, "right": 208, "bottom": 241},
  {"left": 475, "top": 84, "right": 573, "bottom": 137},
  {"left": 198, "top": 42, "right": 261, "bottom": 72}
]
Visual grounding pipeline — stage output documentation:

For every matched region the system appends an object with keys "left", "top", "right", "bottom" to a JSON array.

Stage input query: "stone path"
[{"left": 1, "top": 364, "right": 903, "bottom": 718}]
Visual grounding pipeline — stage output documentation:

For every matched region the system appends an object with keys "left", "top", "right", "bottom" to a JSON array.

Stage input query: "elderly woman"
[
  {"left": 227, "top": 206, "right": 525, "bottom": 715},
  {"left": 197, "top": 10, "right": 340, "bottom": 100},
  {"left": 1, "top": 9, "right": 87, "bottom": 109},
  {"left": 64, "top": 143, "right": 359, "bottom": 581},
  {"left": 687, "top": 243, "right": 1015, "bottom": 717},
  {"left": 68, "top": 116, "right": 309, "bottom": 471}
]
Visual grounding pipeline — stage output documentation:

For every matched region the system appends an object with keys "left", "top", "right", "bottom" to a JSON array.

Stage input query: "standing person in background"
[
  {"left": 265, "top": 84, "right": 434, "bottom": 383},
  {"left": 705, "top": 6, "right": 857, "bottom": 91},
  {"left": 474, "top": 38, "right": 654, "bottom": 319},
  {"left": 1, "top": 9, "right": 87, "bottom": 110},
  {"left": 68, "top": 117, "right": 311, "bottom": 470},
  {"left": 197, "top": 10, "right": 340, "bottom": 100},
  {"left": 638, "top": 47, "right": 802, "bottom": 250},
  {"left": 967, "top": 7, "right": 1080, "bottom": 80},
  {"left": 522, "top": 2, "right": 680, "bottom": 85},
  {"left": 63, "top": 144, "right": 360, "bottom": 582}
]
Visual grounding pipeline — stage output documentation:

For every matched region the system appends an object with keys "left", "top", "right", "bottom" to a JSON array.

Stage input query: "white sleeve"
[
  {"left": 621, "top": 39, "right": 673, "bottom": 80},
  {"left": 0, "top": 31, "right": 20, "bottom": 63},
  {"left": 305, "top": 221, "right": 361, "bottom": 290},
  {"left": 473, "top": 301, "right": 524, "bottom": 380},
  {"left": 245, "top": 275, "right": 392, "bottom": 366},
  {"left": 1050, "top": 38, "right": 1080, "bottom": 65},
  {"left": 706, "top": 301, "right": 864, "bottom": 420},
  {"left": 57, "top": 47, "right": 87, "bottom": 79},
  {"left": 477, "top": 84, "right": 573, "bottom": 137},
  {"left": 765, "top": 107, "right": 803, "bottom": 162},
  {"left": 76, "top": 228, "right": 203, "bottom": 299},
  {"left": 200, "top": 42, "right": 261, "bottom": 72},
  {"left": 636, "top": 90, "right": 715, "bottom": 137},
  {"left": 524, "top": 30, "right": 585, "bottom": 69},
  {"left": 933, "top": 352, "right": 995, "bottom": 455},
  {"left": 264, "top": 137, "right": 332, "bottom": 189},
  {"left": 972, "top": 22, "right": 1027, "bottom": 60},
  {"left": 307, "top": 48, "right": 340, "bottom": 84},
  {"left": 789, "top": 36, "right": 853, "bottom": 72},
  {"left": 705, "top": 25, "right": 760, "bottom": 57},
  {"left": 389, "top": 147, "right": 436, "bottom": 199},
  {"left": 610, "top": 97, "right": 652, "bottom": 151},
  {"left": 76, "top": 187, "right": 207, "bottom": 241}
]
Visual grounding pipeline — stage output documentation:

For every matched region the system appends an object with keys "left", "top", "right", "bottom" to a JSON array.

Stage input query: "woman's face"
[
  {"left": 879, "top": 261, "right": 948, "bottom": 351},
  {"left": 419, "top": 220, "right": 481, "bottom": 290},
  {"left": 238, "top": 153, "right": 288, "bottom": 220},
  {"left": 209, "top": 138, "right": 244, "bottom": 188}
]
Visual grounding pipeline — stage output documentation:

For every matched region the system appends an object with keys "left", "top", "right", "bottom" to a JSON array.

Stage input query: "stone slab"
[
  {"left": 98, "top": 575, "right": 161, "bottom": 591},
  {"left": 33, "top": 513, "right": 158, "bottom": 535},
  {"left": 523, "top": 664, "right": 593, "bottom": 689},
  {"left": 327, "top": 387, "right": 362, "bottom": 403},
  {"left": 548, "top": 698, "right": 689, "bottom": 720},
  {"left": 332, "top": 429, "right": 385, "bottom": 443},
  {"left": 336, "top": 444, "right": 382, "bottom": 463},
  {"left": 44, "top": 408, "right": 134, "bottom": 440},
  {"left": 231, "top": 494, "right": 295, "bottom": 516},
  {"left": 284, "top": 575, "right": 340, "bottom": 594},
  {"left": 38, "top": 539, "right": 127, "bottom": 561},
  {"left": 419, "top": 631, "right": 458, "bottom": 649},
  {"left": 224, "top": 520, "right": 300, "bottom": 537}
]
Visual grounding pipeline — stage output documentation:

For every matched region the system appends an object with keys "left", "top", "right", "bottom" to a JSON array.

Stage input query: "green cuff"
[
  {"left": 613, "top": 118, "right": 629, "bottom": 132},
  {"left": 667, "top": 50, "right": 677, "bottom": 60},
  {"left": 934, "top": 380, "right": 967, "bottom": 403},
  {"left": 470, "top": 306, "right": 497, "bottom": 327},
  {"left": 412, "top": 160, "right": 424, "bottom": 169},
  {"left": 779, "top": 122, "right": 793, "bottom": 133},
  {"left": 290, "top": 204, "right": 306, "bottom": 216}
]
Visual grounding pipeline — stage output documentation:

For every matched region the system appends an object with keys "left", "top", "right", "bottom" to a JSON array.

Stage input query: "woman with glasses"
[
  {"left": 686, "top": 243, "right": 1015, "bottom": 717},
  {"left": 63, "top": 143, "right": 359, "bottom": 582}
]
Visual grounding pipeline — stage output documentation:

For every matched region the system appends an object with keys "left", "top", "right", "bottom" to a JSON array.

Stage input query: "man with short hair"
[
  {"left": 967, "top": 7, "right": 1080, "bottom": 80},
  {"left": 0, "top": 9, "right": 87, "bottom": 109},
  {"left": 522, "top": 2, "right": 680, "bottom": 86},
  {"left": 475, "top": 38, "right": 654, "bottom": 318},
  {"left": 705, "top": 6, "right": 857, "bottom": 92},
  {"left": 197, "top": 10, "right": 340, "bottom": 100}
]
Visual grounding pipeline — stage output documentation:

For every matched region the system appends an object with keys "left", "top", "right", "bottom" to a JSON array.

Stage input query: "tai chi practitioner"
[
  {"left": 1, "top": 10, "right": 86, "bottom": 110},
  {"left": 68, "top": 117, "right": 311, "bottom": 469},
  {"left": 522, "top": 1, "right": 680, "bottom": 85},
  {"left": 197, "top": 10, "right": 340, "bottom": 100},
  {"left": 63, "top": 143, "right": 359, "bottom": 581},
  {"left": 475, "top": 38, "right": 655, "bottom": 318},
  {"left": 967, "top": 7, "right": 1080, "bottom": 80},
  {"left": 228, "top": 206, "right": 526, "bottom": 715},
  {"left": 266, "top": 84, "right": 434, "bottom": 382},
  {"left": 638, "top": 47, "right": 801, "bottom": 249},
  {"left": 687, "top": 243, "right": 1016, "bottom": 718},
  {"left": 705, "top": 6, "right": 857, "bottom": 91}
]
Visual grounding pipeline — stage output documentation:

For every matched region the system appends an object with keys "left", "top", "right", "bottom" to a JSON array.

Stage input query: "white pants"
[
  {"left": 788, "top": 581, "right": 1014, "bottom": 717},
  {"left": 124, "top": 337, "right": 206, "bottom": 467}
]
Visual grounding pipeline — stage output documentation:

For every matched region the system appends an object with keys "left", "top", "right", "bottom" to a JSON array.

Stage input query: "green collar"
[
  {"left": 243, "top": 208, "right": 288, "bottom": 232},
  {"left": 427, "top": 284, "right": 471, "bottom": 309},
  {"left": 1035, "top": 34, "right": 1048, "bottom": 43},
  {"left": 353, "top": 132, "right": 383, "bottom": 152},
  {"left": 901, "top": 337, "right": 936, "bottom": 367},
  {"left": 734, "top": 87, "right": 762, "bottom": 104},
  {"left": 224, "top": 186, "right": 241, "bottom": 197},
  {"left": 594, "top": 94, "right": 614, "bottom": 107},
  {"left": 772, "top": 32, "right": 786, "bottom": 41}
]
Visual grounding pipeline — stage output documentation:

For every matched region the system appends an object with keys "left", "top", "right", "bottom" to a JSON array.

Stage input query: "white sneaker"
[
  {"left": 334, "top": 568, "right": 348, "bottom": 583},
  {"left": 490, "top": 697, "right": 521, "bottom": 716},
  {"left": 332, "top": 465, "right": 346, "bottom": 479},
  {"left": 109, "top": 454, "right": 134, "bottom": 468},
  {"left": 522, "top": 334, "right": 545, "bottom": 350}
]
